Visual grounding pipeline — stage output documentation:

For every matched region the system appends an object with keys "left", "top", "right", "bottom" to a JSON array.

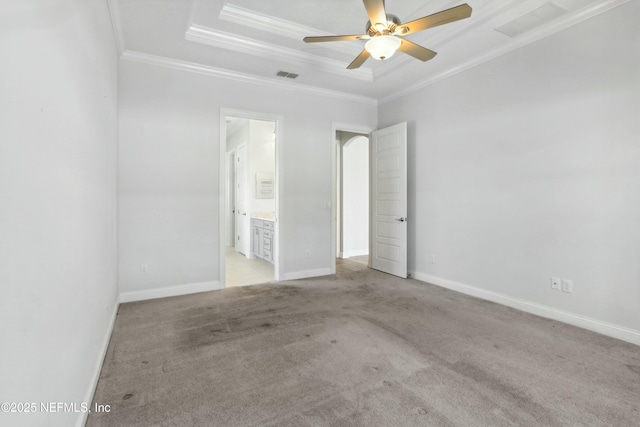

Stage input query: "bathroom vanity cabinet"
[{"left": 251, "top": 218, "right": 274, "bottom": 264}]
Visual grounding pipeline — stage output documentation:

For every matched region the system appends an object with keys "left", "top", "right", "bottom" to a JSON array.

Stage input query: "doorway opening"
[
  {"left": 221, "top": 110, "right": 281, "bottom": 287},
  {"left": 335, "top": 129, "right": 370, "bottom": 276},
  {"left": 332, "top": 123, "right": 408, "bottom": 278}
]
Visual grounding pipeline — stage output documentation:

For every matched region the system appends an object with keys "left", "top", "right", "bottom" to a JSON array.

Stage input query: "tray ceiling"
[{"left": 109, "top": 0, "right": 628, "bottom": 102}]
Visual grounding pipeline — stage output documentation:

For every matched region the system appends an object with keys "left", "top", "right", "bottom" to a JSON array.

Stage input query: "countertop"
[{"left": 251, "top": 212, "right": 275, "bottom": 221}]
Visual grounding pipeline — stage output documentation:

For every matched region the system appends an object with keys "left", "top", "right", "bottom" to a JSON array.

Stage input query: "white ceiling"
[{"left": 109, "top": 0, "right": 626, "bottom": 102}]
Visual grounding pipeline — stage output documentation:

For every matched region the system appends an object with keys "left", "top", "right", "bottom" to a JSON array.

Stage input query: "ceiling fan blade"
[
  {"left": 303, "top": 34, "right": 368, "bottom": 43},
  {"left": 398, "top": 39, "right": 437, "bottom": 62},
  {"left": 362, "top": 0, "right": 388, "bottom": 27},
  {"left": 347, "top": 50, "right": 371, "bottom": 69},
  {"left": 396, "top": 4, "right": 472, "bottom": 36}
]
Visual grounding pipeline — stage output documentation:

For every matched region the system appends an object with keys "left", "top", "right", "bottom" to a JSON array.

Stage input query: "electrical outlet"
[
  {"left": 562, "top": 279, "right": 573, "bottom": 293},
  {"left": 140, "top": 264, "right": 149, "bottom": 275},
  {"left": 305, "top": 250, "right": 310, "bottom": 258},
  {"left": 429, "top": 254, "right": 436, "bottom": 264},
  {"left": 551, "top": 277, "right": 561, "bottom": 290}
]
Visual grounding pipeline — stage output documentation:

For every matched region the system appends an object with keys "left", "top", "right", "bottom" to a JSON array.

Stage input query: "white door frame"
[
  {"left": 220, "top": 108, "right": 283, "bottom": 286},
  {"left": 227, "top": 149, "right": 236, "bottom": 247},
  {"left": 234, "top": 143, "right": 249, "bottom": 256},
  {"left": 331, "top": 122, "right": 375, "bottom": 274}
]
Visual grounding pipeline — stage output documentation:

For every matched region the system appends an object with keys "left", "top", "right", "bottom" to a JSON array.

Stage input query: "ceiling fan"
[{"left": 303, "top": 0, "right": 472, "bottom": 69}]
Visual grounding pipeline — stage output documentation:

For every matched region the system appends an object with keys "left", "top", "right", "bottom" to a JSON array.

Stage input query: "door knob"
[{"left": 396, "top": 217, "right": 406, "bottom": 222}]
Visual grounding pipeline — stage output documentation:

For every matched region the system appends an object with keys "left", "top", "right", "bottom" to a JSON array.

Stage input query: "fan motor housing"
[{"left": 366, "top": 14, "right": 401, "bottom": 36}]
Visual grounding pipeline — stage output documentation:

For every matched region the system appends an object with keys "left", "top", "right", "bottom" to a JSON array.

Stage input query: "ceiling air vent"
[
  {"left": 495, "top": 2, "right": 567, "bottom": 38},
  {"left": 276, "top": 71, "right": 299, "bottom": 79}
]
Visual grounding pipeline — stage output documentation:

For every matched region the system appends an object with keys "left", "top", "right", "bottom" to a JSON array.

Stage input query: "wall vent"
[
  {"left": 495, "top": 2, "right": 567, "bottom": 38},
  {"left": 276, "top": 71, "right": 299, "bottom": 79}
]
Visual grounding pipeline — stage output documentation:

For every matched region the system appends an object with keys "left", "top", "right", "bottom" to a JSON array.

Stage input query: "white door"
[
  {"left": 370, "top": 122, "right": 407, "bottom": 278},
  {"left": 235, "top": 144, "right": 250, "bottom": 256}
]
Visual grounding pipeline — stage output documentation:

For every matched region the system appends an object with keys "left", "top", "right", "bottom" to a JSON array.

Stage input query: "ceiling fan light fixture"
[
  {"left": 303, "top": 2, "right": 472, "bottom": 69},
  {"left": 365, "top": 35, "right": 401, "bottom": 61}
]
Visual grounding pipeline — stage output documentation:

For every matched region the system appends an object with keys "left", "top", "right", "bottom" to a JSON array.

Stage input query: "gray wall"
[
  {"left": 379, "top": 1, "right": 640, "bottom": 340},
  {"left": 117, "top": 59, "right": 377, "bottom": 297},
  {"left": 0, "top": 1, "right": 119, "bottom": 426},
  {"left": 342, "top": 136, "right": 369, "bottom": 257}
]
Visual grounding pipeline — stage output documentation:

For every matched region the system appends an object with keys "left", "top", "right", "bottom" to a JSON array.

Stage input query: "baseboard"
[
  {"left": 76, "top": 299, "right": 119, "bottom": 427},
  {"left": 411, "top": 271, "right": 640, "bottom": 346},
  {"left": 119, "top": 280, "right": 222, "bottom": 303},
  {"left": 282, "top": 267, "right": 334, "bottom": 281},
  {"left": 343, "top": 249, "right": 369, "bottom": 258}
]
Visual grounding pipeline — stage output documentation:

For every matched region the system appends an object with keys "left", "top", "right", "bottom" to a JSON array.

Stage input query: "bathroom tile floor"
[{"left": 225, "top": 246, "right": 274, "bottom": 287}]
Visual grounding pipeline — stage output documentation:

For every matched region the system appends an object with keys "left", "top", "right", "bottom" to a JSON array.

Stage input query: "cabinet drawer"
[
  {"left": 263, "top": 249, "right": 273, "bottom": 262},
  {"left": 263, "top": 221, "right": 274, "bottom": 231},
  {"left": 252, "top": 219, "right": 264, "bottom": 228},
  {"left": 263, "top": 238, "right": 272, "bottom": 251},
  {"left": 263, "top": 230, "right": 273, "bottom": 239}
]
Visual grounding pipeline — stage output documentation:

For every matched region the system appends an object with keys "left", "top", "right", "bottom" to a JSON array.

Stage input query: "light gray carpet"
[{"left": 88, "top": 269, "right": 640, "bottom": 426}]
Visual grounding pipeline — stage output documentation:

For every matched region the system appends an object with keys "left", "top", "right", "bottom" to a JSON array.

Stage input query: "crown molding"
[
  {"left": 219, "top": 3, "right": 315, "bottom": 39},
  {"left": 106, "top": 0, "right": 125, "bottom": 55},
  {"left": 380, "top": 0, "right": 631, "bottom": 104},
  {"left": 120, "top": 50, "right": 377, "bottom": 106},
  {"left": 218, "top": 3, "right": 362, "bottom": 55},
  {"left": 185, "top": 24, "right": 372, "bottom": 82},
  {"left": 218, "top": 3, "right": 363, "bottom": 57}
]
